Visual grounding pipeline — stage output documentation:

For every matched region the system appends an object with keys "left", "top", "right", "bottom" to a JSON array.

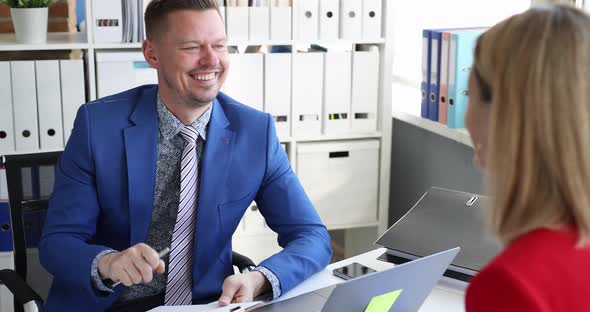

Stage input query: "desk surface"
[{"left": 269, "top": 248, "right": 466, "bottom": 312}]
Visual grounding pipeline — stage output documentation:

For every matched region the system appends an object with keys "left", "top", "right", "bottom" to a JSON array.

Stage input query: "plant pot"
[{"left": 10, "top": 7, "right": 49, "bottom": 44}]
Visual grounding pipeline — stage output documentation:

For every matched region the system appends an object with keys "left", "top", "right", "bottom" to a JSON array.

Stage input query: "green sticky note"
[{"left": 364, "top": 289, "right": 403, "bottom": 312}]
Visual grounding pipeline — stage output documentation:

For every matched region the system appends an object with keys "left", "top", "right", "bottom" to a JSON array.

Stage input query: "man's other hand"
[{"left": 218, "top": 271, "right": 271, "bottom": 306}]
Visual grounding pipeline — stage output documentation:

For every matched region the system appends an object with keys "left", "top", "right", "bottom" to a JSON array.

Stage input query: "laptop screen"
[{"left": 375, "top": 187, "right": 500, "bottom": 273}]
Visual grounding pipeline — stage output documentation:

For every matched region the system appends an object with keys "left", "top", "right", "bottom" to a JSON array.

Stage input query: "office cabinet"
[{"left": 297, "top": 140, "right": 380, "bottom": 228}]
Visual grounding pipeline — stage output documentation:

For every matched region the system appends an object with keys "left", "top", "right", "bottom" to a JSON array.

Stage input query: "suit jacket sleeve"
[
  {"left": 465, "top": 263, "right": 550, "bottom": 312},
  {"left": 254, "top": 114, "right": 332, "bottom": 295},
  {"left": 39, "top": 104, "right": 120, "bottom": 304}
]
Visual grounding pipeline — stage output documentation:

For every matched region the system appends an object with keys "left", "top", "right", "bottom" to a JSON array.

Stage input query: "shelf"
[
  {"left": 89, "top": 38, "right": 387, "bottom": 50},
  {"left": 1, "top": 133, "right": 383, "bottom": 157},
  {"left": 392, "top": 111, "right": 473, "bottom": 147},
  {"left": 0, "top": 32, "right": 89, "bottom": 51},
  {"left": 280, "top": 132, "right": 382, "bottom": 143},
  {"left": 229, "top": 38, "right": 386, "bottom": 47},
  {"left": 93, "top": 42, "right": 143, "bottom": 50},
  {"left": 1, "top": 149, "right": 63, "bottom": 159},
  {"left": 289, "top": 38, "right": 386, "bottom": 46},
  {"left": 227, "top": 40, "right": 292, "bottom": 46}
]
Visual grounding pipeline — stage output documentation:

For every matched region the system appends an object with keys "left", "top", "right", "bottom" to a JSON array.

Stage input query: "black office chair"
[{"left": 0, "top": 152, "right": 256, "bottom": 312}]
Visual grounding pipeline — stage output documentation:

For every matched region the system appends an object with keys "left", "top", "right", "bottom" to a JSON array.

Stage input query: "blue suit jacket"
[{"left": 39, "top": 85, "right": 332, "bottom": 311}]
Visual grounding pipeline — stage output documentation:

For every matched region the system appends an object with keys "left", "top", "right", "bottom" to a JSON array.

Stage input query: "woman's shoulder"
[
  {"left": 465, "top": 257, "right": 549, "bottom": 312},
  {"left": 498, "top": 227, "right": 582, "bottom": 268},
  {"left": 465, "top": 227, "right": 590, "bottom": 312},
  {"left": 485, "top": 227, "right": 586, "bottom": 282}
]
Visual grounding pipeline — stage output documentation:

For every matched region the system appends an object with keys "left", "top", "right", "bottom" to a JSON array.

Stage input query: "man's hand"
[
  {"left": 97, "top": 243, "right": 165, "bottom": 287},
  {"left": 218, "top": 271, "right": 271, "bottom": 306}
]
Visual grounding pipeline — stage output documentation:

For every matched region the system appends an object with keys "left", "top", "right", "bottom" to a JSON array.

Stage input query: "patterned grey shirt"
[{"left": 90, "top": 94, "right": 281, "bottom": 302}]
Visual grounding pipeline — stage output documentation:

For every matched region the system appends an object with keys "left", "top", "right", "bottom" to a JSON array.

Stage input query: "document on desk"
[{"left": 148, "top": 301, "right": 263, "bottom": 312}]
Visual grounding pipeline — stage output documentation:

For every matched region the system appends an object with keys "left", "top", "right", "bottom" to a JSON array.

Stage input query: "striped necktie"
[{"left": 165, "top": 125, "right": 200, "bottom": 305}]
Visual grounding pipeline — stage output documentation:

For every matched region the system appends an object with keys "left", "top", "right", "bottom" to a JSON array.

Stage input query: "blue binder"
[
  {"left": 0, "top": 202, "right": 13, "bottom": 251},
  {"left": 430, "top": 27, "right": 486, "bottom": 123},
  {"left": 448, "top": 31, "right": 483, "bottom": 128},
  {"left": 421, "top": 29, "right": 432, "bottom": 118},
  {"left": 428, "top": 30, "right": 443, "bottom": 121}
]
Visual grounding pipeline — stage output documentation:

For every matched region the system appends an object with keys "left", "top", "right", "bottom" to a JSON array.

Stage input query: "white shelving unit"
[
  {"left": 0, "top": 0, "right": 394, "bottom": 262},
  {"left": 393, "top": 112, "right": 472, "bottom": 147},
  {"left": 0, "top": 32, "right": 89, "bottom": 51}
]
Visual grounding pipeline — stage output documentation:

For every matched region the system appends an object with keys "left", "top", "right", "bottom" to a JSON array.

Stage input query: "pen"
[
  {"left": 229, "top": 306, "right": 241, "bottom": 312},
  {"left": 111, "top": 247, "right": 171, "bottom": 287}
]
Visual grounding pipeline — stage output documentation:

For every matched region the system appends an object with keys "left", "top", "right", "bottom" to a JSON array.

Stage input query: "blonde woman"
[{"left": 464, "top": 5, "right": 590, "bottom": 312}]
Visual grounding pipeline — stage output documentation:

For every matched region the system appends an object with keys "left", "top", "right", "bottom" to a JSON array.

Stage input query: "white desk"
[{"left": 268, "top": 248, "right": 466, "bottom": 312}]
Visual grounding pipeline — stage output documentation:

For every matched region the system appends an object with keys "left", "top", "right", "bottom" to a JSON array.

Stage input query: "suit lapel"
[
  {"left": 124, "top": 87, "right": 159, "bottom": 245},
  {"left": 193, "top": 98, "right": 234, "bottom": 282}
]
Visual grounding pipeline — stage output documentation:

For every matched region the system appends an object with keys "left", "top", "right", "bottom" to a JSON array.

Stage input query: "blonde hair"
[{"left": 473, "top": 5, "right": 590, "bottom": 246}]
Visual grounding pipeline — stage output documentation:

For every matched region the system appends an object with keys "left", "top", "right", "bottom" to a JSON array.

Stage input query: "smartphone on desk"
[{"left": 332, "top": 262, "right": 377, "bottom": 280}]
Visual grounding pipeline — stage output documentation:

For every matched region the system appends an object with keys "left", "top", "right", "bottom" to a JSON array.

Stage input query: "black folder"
[{"left": 375, "top": 187, "right": 500, "bottom": 280}]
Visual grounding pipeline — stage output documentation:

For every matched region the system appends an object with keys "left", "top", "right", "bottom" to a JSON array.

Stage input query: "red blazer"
[{"left": 466, "top": 226, "right": 590, "bottom": 312}]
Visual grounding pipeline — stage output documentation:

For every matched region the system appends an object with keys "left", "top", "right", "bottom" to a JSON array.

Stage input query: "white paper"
[{"left": 148, "top": 301, "right": 262, "bottom": 312}]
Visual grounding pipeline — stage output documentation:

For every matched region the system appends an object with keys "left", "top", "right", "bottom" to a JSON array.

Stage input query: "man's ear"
[{"left": 142, "top": 39, "right": 158, "bottom": 69}]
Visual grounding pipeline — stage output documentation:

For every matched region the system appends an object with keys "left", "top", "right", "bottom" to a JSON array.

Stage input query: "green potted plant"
[{"left": 0, "top": 0, "right": 56, "bottom": 44}]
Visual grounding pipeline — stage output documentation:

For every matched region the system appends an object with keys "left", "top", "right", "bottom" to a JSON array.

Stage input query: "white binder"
[
  {"left": 226, "top": 6, "right": 249, "bottom": 41},
  {"left": 292, "top": 52, "right": 324, "bottom": 138},
  {"left": 294, "top": 0, "right": 319, "bottom": 41},
  {"left": 351, "top": 50, "right": 380, "bottom": 133},
  {"left": 35, "top": 61, "right": 64, "bottom": 150},
  {"left": 340, "top": 0, "right": 362, "bottom": 40},
  {"left": 249, "top": 6, "right": 270, "bottom": 41},
  {"left": 95, "top": 51, "right": 157, "bottom": 98},
  {"left": 323, "top": 52, "right": 352, "bottom": 135},
  {"left": 223, "top": 53, "right": 264, "bottom": 111},
  {"left": 92, "top": 0, "right": 123, "bottom": 43},
  {"left": 11, "top": 61, "right": 39, "bottom": 152},
  {"left": 264, "top": 53, "right": 291, "bottom": 139},
  {"left": 362, "top": 0, "right": 382, "bottom": 39},
  {"left": 0, "top": 62, "right": 14, "bottom": 155},
  {"left": 270, "top": 6, "right": 291, "bottom": 41},
  {"left": 60, "top": 60, "right": 86, "bottom": 145},
  {"left": 318, "top": 0, "right": 340, "bottom": 40}
]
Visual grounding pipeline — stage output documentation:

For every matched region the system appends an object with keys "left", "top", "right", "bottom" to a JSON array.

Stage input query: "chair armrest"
[
  {"left": 232, "top": 251, "right": 256, "bottom": 273},
  {"left": 0, "top": 269, "right": 44, "bottom": 311}
]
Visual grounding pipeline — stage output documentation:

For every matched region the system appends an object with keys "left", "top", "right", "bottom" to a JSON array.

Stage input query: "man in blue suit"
[{"left": 39, "top": 0, "right": 332, "bottom": 310}]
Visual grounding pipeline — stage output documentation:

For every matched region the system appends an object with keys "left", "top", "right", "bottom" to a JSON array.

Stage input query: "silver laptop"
[
  {"left": 253, "top": 247, "right": 460, "bottom": 312},
  {"left": 375, "top": 187, "right": 500, "bottom": 279}
]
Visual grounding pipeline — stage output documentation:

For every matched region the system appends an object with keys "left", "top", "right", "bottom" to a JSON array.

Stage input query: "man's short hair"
[{"left": 144, "top": 0, "right": 221, "bottom": 40}]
